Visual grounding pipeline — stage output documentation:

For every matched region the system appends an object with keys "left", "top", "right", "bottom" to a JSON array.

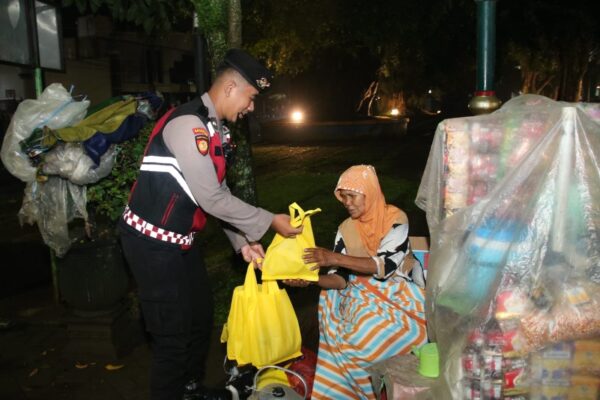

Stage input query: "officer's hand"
[
  {"left": 240, "top": 243, "right": 265, "bottom": 269},
  {"left": 271, "top": 214, "right": 303, "bottom": 238}
]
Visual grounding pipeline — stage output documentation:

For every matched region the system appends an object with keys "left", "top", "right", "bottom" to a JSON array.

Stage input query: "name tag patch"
[{"left": 193, "top": 127, "right": 208, "bottom": 136}]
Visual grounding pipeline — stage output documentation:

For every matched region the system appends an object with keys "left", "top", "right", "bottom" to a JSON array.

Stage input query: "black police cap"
[{"left": 222, "top": 48, "right": 273, "bottom": 92}]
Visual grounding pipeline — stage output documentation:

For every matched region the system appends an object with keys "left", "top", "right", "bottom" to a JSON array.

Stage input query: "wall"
[
  {"left": 45, "top": 57, "right": 112, "bottom": 106},
  {"left": 0, "top": 64, "right": 31, "bottom": 100}
]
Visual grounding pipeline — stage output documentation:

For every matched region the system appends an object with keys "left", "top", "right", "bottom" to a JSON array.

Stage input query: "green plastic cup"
[{"left": 412, "top": 342, "right": 439, "bottom": 378}]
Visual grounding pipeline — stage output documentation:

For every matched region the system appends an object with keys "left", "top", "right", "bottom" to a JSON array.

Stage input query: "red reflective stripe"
[
  {"left": 127, "top": 180, "right": 138, "bottom": 203},
  {"left": 191, "top": 208, "right": 207, "bottom": 232},
  {"left": 144, "top": 106, "right": 176, "bottom": 155},
  {"left": 161, "top": 193, "right": 178, "bottom": 226},
  {"left": 209, "top": 132, "right": 226, "bottom": 183}
]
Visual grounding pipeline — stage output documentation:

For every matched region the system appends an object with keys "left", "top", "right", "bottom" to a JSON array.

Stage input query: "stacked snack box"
[
  {"left": 443, "top": 118, "right": 471, "bottom": 216},
  {"left": 441, "top": 112, "right": 551, "bottom": 218},
  {"left": 441, "top": 101, "right": 600, "bottom": 219}
]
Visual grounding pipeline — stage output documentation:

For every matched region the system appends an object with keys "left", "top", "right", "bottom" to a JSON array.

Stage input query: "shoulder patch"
[
  {"left": 193, "top": 127, "right": 209, "bottom": 137},
  {"left": 195, "top": 135, "right": 209, "bottom": 156}
]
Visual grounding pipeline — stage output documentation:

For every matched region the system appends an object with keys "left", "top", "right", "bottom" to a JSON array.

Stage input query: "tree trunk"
[
  {"left": 226, "top": 0, "right": 258, "bottom": 205},
  {"left": 367, "top": 82, "right": 379, "bottom": 116},
  {"left": 228, "top": 0, "right": 242, "bottom": 48}
]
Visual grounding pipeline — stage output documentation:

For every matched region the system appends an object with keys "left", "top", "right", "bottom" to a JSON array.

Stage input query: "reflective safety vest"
[{"left": 124, "top": 97, "right": 229, "bottom": 249}]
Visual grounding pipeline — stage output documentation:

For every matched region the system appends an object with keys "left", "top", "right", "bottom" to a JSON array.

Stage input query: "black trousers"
[{"left": 119, "top": 225, "right": 214, "bottom": 400}]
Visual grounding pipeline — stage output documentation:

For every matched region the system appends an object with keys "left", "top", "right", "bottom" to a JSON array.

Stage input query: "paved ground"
[
  {"left": 0, "top": 259, "right": 320, "bottom": 400},
  {"left": 0, "top": 285, "right": 154, "bottom": 400}
]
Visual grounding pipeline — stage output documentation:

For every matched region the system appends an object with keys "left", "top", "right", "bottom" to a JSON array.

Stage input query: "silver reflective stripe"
[
  {"left": 207, "top": 121, "right": 216, "bottom": 136},
  {"left": 139, "top": 163, "right": 198, "bottom": 206},
  {"left": 143, "top": 155, "right": 182, "bottom": 170}
]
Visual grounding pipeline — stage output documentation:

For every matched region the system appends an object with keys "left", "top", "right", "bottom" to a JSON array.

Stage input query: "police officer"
[{"left": 118, "top": 49, "right": 302, "bottom": 400}]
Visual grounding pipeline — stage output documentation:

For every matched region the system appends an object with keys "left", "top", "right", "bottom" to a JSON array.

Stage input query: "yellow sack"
[
  {"left": 261, "top": 202, "right": 321, "bottom": 281},
  {"left": 220, "top": 263, "right": 302, "bottom": 367}
]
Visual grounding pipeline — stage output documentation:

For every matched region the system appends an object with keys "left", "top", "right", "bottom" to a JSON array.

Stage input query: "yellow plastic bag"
[
  {"left": 220, "top": 263, "right": 302, "bottom": 367},
  {"left": 261, "top": 202, "right": 321, "bottom": 281}
]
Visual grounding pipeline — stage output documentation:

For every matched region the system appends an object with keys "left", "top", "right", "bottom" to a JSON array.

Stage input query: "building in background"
[{"left": 1, "top": 9, "right": 196, "bottom": 122}]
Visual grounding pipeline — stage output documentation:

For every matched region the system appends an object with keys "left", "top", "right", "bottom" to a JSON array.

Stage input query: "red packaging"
[
  {"left": 486, "top": 329, "right": 523, "bottom": 354},
  {"left": 504, "top": 368, "right": 526, "bottom": 389}
]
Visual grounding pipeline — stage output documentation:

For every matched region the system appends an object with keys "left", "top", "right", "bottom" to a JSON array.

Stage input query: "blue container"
[
  {"left": 465, "top": 222, "right": 522, "bottom": 301},
  {"left": 436, "top": 220, "right": 525, "bottom": 315}
]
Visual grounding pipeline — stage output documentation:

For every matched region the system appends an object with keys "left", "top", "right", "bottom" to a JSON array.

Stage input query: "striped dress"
[{"left": 311, "top": 218, "right": 428, "bottom": 399}]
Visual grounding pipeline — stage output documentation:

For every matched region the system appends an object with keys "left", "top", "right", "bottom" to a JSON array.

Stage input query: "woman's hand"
[
  {"left": 303, "top": 247, "right": 337, "bottom": 270},
  {"left": 283, "top": 279, "right": 312, "bottom": 287}
]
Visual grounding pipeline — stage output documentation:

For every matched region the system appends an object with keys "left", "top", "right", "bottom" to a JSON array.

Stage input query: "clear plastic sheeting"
[
  {"left": 40, "top": 142, "right": 117, "bottom": 186},
  {"left": 367, "top": 354, "right": 435, "bottom": 399},
  {"left": 15, "top": 142, "right": 118, "bottom": 255},
  {"left": 18, "top": 177, "right": 88, "bottom": 257},
  {"left": 0, "top": 83, "right": 89, "bottom": 183},
  {"left": 416, "top": 95, "right": 600, "bottom": 399}
]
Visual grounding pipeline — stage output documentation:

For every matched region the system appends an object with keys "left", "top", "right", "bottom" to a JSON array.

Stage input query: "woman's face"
[{"left": 338, "top": 189, "right": 366, "bottom": 219}]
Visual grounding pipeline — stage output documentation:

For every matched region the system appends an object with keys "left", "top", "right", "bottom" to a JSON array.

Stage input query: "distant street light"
[
  {"left": 291, "top": 110, "right": 304, "bottom": 123},
  {"left": 390, "top": 108, "right": 400, "bottom": 116}
]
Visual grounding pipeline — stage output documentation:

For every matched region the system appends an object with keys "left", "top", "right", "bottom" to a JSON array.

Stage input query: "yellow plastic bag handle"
[
  {"left": 288, "top": 202, "right": 321, "bottom": 228},
  {"left": 244, "top": 261, "right": 281, "bottom": 295},
  {"left": 244, "top": 261, "right": 259, "bottom": 294}
]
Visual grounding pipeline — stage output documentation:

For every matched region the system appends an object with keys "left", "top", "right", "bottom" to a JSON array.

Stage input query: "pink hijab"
[{"left": 334, "top": 165, "right": 403, "bottom": 256}]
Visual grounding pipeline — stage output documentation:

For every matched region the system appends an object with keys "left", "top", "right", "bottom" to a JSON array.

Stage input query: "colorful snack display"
[
  {"left": 518, "top": 284, "right": 600, "bottom": 352},
  {"left": 572, "top": 339, "right": 600, "bottom": 377}
]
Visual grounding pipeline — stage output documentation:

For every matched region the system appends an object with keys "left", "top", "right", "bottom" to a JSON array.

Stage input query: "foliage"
[
  {"left": 497, "top": 0, "right": 599, "bottom": 101},
  {"left": 86, "top": 123, "right": 153, "bottom": 222},
  {"left": 242, "top": 0, "right": 478, "bottom": 116},
  {"left": 243, "top": 0, "right": 597, "bottom": 112},
  {"left": 243, "top": 0, "right": 349, "bottom": 76},
  {"left": 63, "top": 0, "right": 192, "bottom": 34},
  {"left": 506, "top": 42, "right": 559, "bottom": 97}
]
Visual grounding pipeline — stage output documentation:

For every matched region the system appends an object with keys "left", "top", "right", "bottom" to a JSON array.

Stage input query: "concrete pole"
[{"left": 468, "top": 0, "right": 501, "bottom": 114}]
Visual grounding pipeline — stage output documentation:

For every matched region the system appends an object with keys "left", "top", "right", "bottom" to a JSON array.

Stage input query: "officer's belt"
[{"left": 122, "top": 206, "right": 195, "bottom": 247}]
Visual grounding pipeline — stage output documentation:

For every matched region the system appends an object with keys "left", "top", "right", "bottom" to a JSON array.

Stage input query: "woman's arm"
[
  {"left": 303, "top": 247, "right": 377, "bottom": 275},
  {"left": 283, "top": 273, "right": 347, "bottom": 289}
]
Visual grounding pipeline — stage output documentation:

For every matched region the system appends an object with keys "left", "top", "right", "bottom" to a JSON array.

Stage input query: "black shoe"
[{"left": 183, "top": 380, "right": 232, "bottom": 400}]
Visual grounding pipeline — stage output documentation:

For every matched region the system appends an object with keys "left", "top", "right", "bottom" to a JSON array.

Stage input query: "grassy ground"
[{"left": 197, "top": 136, "right": 434, "bottom": 323}]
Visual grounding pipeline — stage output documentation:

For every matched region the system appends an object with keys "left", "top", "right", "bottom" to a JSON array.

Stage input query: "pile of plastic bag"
[
  {"left": 416, "top": 95, "right": 600, "bottom": 399},
  {"left": 0, "top": 83, "right": 161, "bottom": 256}
]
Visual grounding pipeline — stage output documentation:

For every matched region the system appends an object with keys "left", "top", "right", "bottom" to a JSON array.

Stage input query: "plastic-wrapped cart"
[{"left": 416, "top": 95, "right": 600, "bottom": 399}]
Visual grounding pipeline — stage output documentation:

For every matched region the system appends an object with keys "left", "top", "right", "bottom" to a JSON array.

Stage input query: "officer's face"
[
  {"left": 337, "top": 189, "right": 367, "bottom": 219},
  {"left": 226, "top": 81, "right": 258, "bottom": 122}
]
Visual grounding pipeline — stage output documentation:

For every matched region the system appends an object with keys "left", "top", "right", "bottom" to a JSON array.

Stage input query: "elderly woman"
[{"left": 287, "top": 165, "right": 427, "bottom": 399}]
